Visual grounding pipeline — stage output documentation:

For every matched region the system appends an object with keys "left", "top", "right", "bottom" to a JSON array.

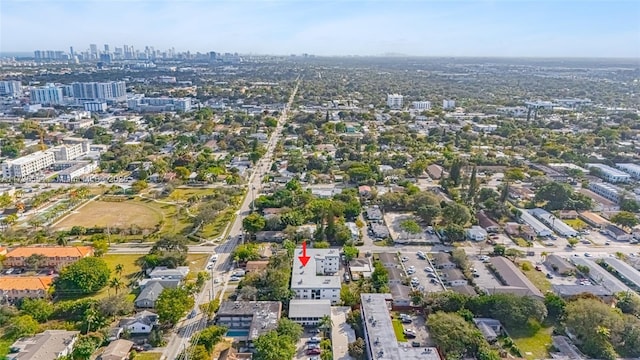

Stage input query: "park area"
[{"left": 54, "top": 200, "right": 163, "bottom": 231}]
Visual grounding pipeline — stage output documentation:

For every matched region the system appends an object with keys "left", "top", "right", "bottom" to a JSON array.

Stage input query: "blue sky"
[{"left": 1, "top": 0, "right": 639, "bottom": 57}]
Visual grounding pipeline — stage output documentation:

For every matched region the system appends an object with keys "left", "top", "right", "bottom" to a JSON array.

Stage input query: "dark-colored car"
[
  {"left": 306, "top": 349, "right": 321, "bottom": 355},
  {"left": 411, "top": 341, "right": 421, "bottom": 347}
]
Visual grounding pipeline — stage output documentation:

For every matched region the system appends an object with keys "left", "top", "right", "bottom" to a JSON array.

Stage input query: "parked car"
[
  {"left": 403, "top": 329, "right": 417, "bottom": 339},
  {"left": 534, "top": 265, "right": 542, "bottom": 271},
  {"left": 424, "top": 267, "right": 434, "bottom": 273},
  {"left": 343, "top": 273, "right": 351, "bottom": 282},
  {"left": 411, "top": 341, "right": 421, "bottom": 347},
  {"left": 306, "top": 349, "right": 321, "bottom": 355},
  {"left": 307, "top": 337, "right": 322, "bottom": 343},
  {"left": 546, "top": 273, "right": 554, "bottom": 279}
]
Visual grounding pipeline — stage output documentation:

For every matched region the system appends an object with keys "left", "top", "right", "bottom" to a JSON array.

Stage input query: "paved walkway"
[{"left": 331, "top": 306, "right": 356, "bottom": 360}]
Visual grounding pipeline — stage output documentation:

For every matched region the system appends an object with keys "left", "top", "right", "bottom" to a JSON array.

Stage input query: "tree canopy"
[{"left": 55, "top": 257, "right": 111, "bottom": 294}]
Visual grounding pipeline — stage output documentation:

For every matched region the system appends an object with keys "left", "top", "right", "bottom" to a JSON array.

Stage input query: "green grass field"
[
  {"left": 564, "top": 218, "right": 588, "bottom": 230},
  {"left": 54, "top": 200, "right": 162, "bottom": 231},
  {"left": 134, "top": 352, "right": 163, "bottom": 360},
  {"left": 166, "top": 188, "right": 218, "bottom": 200},
  {"left": 509, "top": 325, "right": 553, "bottom": 359},
  {"left": 520, "top": 261, "right": 552, "bottom": 292},
  {"left": 391, "top": 319, "right": 407, "bottom": 342}
]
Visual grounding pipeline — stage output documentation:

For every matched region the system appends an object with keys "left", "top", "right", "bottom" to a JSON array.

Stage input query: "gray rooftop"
[
  {"left": 7, "top": 330, "right": 79, "bottom": 360},
  {"left": 489, "top": 257, "right": 544, "bottom": 298},
  {"left": 288, "top": 299, "right": 331, "bottom": 319},
  {"left": 571, "top": 258, "right": 631, "bottom": 294},
  {"left": 361, "top": 294, "right": 440, "bottom": 360},
  {"left": 217, "top": 301, "right": 282, "bottom": 341},
  {"left": 291, "top": 248, "right": 341, "bottom": 290},
  {"left": 602, "top": 257, "right": 640, "bottom": 289},
  {"left": 552, "top": 284, "right": 613, "bottom": 297}
]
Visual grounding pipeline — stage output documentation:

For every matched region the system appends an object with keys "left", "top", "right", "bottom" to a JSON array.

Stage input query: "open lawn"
[
  {"left": 509, "top": 325, "right": 553, "bottom": 360},
  {"left": 198, "top": 208, "right": 235, "bottom": 239},
  {"left": 165, "top": 187, "right": 218, "bottom": 200},
  {"left": 512, "top": 237, "right": 530, "bottom": 247},
  {"left": 134, "top": 352, "right": 163, "bottom": 360},
  {"left": 520, "top": 261, "right": 552, "bottom": 292},
  {"left": 391, "top": 319, "right": 407, "bottom": 342},
  {"left": 564, "top": 218, "right": 588, "bottom": 230},
  {"left": 54, "top": 200, "right": 162, "bottom": 231},
  {"left": 81, "top": 254, "right": 144, "bottom": 300},
  {"left": 186, "top": 254, "right": 210, "bottom": 273}
]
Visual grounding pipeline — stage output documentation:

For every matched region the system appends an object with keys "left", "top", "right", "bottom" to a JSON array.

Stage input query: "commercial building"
[
  {"left": 288, "top": 299, "right": 331, "bottom": 326},
  {"left": 616, "top": 163, "right": 640, "bottom": 180},
  {"left": 4, "top": 246, "right": 94, "bottom": 270},
  {"left": 291, "top": 248, "right": 341, "bottom": 304},
  {"left": 0, "top": 80, "right": 22, "bottom": 97},
  {"left": 544, "top": 255, "right": 576, "bottom": 276},
  {"left": 30, "top": 84, "right": 64, "bottom": 105},
  {"left": 1, "top": 151, "right": 56, "bottom": 179},
  {"left": 411, "top": 101, "right": 431, "bottom": 110},
  {"left": 127, "top": 96, "right": 192, "bottom": 112},
  {"left": 529, "top": 208, "right": 578, "bottom": 237},
  {"left": 586, "top": 163, "right": 631, "bottom": 183},
  {"left": 442, "top": 99, "right": 456, "bottom": 109},
  {"left": 215, "top": 301, "right": 281, "bottom": 344},
  {"left": 71, "top": 81, "right": 126, "bottom": 101},
  {"left": 7, "top": 330, "right": 79, "bottom": 360},
  {"left": 361, "top": 293, "right": 440, "bottom": 360},
  {"left": 0, "top": 277, "right": 54, "bottom": 301},
  {"left": 386, "top": 94, "right": 403, "bottom": 109},
  {"left": 84, "top": 101, "right": 108, "bottom": 112},
  {"left": 519, "top": 210, "right": 553, "bottom": 237},
  {"left": 487, "top": 257, "right": 543, "bottom": 298}
]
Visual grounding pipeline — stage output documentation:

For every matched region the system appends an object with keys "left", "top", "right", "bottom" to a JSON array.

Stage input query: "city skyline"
[{"left": 1, "top": 0, "right": 639, "bottom": 58}]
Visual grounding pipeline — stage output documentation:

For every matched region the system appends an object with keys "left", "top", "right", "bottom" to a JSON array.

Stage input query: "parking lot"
[
  {"left": 395, "top": 312, "right": 434, "bottom": 347},
  {"left": 470, "top": 258, "right": 503, "bottom": 290},
  {"left": 399, "top": 252, "right": 445, "bottom": 293},
  {"left": 294, "top": 328, "right": 323, "bottom": 360}
]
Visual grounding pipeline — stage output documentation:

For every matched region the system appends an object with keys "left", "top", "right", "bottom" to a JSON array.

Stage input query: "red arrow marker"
[{"left": 299, "top": 240, "right": 310, "bottom": 267}]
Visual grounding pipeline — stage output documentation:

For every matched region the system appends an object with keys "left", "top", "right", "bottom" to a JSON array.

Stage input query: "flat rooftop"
[
  {"left": 602, "top": 258, "right": 640, "bottom": 289},
  {"left": 361, "top": 294, "right": 440, "bottom": 360},
  {"left": 288, "top": 299, "right": 331, "bottom": 319},
  {"left": 291, "top": 247, "right": 341, "bottom": 290},
  {"left": 217, "top": 301, "right": 281, "bottom": 341},
  {"left": 571, "top": 258, "right": 631, "bottom": 294}
]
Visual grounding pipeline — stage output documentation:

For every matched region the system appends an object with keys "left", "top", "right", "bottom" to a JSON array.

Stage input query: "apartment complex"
[
  {"left": 616, "top": 163, "right": 640, "bottom": 179},
  {"left": 290, "top": 248, "right": 341, "bottom": 304},
  {"left": 386, "top": 94, "right": 403, "bottom": 109},
  {"left": 588, "top": 182, "right": 625, "bottom": 203},
  {"left": 4, "top": 246, "right": 94, "bottom": 270},
  {"left": 215, "top": 301, "right": 281, "bottom": 344},
  {"left": 30, "top": 84, "right": 64, "bottom": 105},
  {"left": 586, "top": 163, "right": 631, "bottom": 183},
  {"left": 0, "top": 80, "right": 22, "bottom": 97},
  {"left": 127, "top": 96, "right": 192, "bottom": 112},
  {"left": 0, "top": 277, "right": 54, "bottom": 301},
  {"left": 70, "top": 81, "right": 127, "bottom": 101},
  {"left": 411, "top": 101, "right": 431, "bottom": 110},
  {"left": 1, "top": 151, "right": 56, "bottom": 178},
  {"left": 443, "top": 99, "right": 456, "bottom": 109},
  {"left": 361, "top": 293, "right": 440, "bottom": 360}
]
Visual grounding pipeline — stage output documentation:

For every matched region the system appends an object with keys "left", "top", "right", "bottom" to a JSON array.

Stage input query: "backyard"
[{"left": 509, "top": 325, "right": 553, "bottom": 360}]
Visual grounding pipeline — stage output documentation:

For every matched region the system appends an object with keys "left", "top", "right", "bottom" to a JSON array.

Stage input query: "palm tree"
[
  {"left": 317, "top": 315, "right": 333, "bottom": 338},
  {"left": 115, "top": 264, "right": 124, "bottom": 278},
  {"left": 109, "top": 277, "right": 123, "bottom": 295}
]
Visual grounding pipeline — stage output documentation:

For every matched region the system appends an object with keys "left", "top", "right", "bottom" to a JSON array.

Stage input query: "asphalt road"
[{"left": 162, "top": 78, "right": 300, "bottom": 360}]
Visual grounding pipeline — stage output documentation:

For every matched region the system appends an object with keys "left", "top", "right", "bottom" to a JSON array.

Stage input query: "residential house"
[
  {"left": 559, "top": 210, "right": 578, "bottom": 220},
  {"left": 4, "top": 246, "right": 94, "bottom": 270},
  {"left": 441, "top": 269, "right": 468, "bottom": 286},
  {"left": 544, "top": 255, "right": 576, "bottom": 276},
  {"left": 98, "top": 339, "right": 133, "bottom": 360},
  {"left": 7, "top": 330, "right": 79, "bottom": 360},
  {"left": 118, "top": 311, "right": 158, "bottom": 334},
  {"left": 288, "top": 299, "right": 331, "bottom": 326},
  {"left": 254, "top": 231, "right": 286, "bottom": 242},
  {"left": 389, "top": 284, "right": 412, "bottom": 308},
  {"left": 504, "top": 222, "right": 535, "bottom": 241},
  {"left": 387, "top": 267, "right": 405, "bottom": 286},
  {"left": 346, "top": 222, "right": 360, "bottom": 241},
  {"left": 349, "top": 257, "right": 373, "bottom": 280},
  {"left": 427, "top": 164, "right": 444, "bottom": 180},
  {"left": 215, "top": 301, "right": 282, "bottom": 345},
  {"left": 432, "top": 253, "right": 456, "bottom": 269},
  {"left": 466, "top": 226, "right": 488, "bottom": 242},
  {"left": 358, "top": 185, "right": 372, "bottom": 198},
  {"left": 604, "top": 224, "right": 632, "bottom": 241},
  {"left": 245, "top": 261, "right": 269, "bottom": 273},
  {"left": 477, "top": 211, "right": 500, "bottom": 233},
  {"left": 369, "top": 223, "right": 390, "bottom": 239},
  {"left": 0, "top": 276, "right": 53, "bottom": 302},
  {"left": 487, "top": 257, "right": 544, "bottom": 298},
  {"left": 147, "top": 266, "right": 190, "bottom": 280},
  {"left": 365, "top": 206, "right": 383, "bottom": 221},
  {"left": 134, "top": 281, "right": 165, "bottom": 308},
  {"left": 519, "top": 210, "right": 553, "bottom": 237},
  {"left": 472, "top": 319, "right": 503, "bottom": 343}
]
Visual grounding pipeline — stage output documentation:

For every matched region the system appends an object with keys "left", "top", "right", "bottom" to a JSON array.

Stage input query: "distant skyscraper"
[
  {"left": 89, "top": 44, "right": 98, "bottom": 58},
  {"left": 69, "top": 46, "right": 74, "bottom": 57},
  {"left": 0, "top": 81, "right": 22, "bottom": 97},
  {"left": 387, "top": 94, "right": 404, "bottom": 109},
  {"left": 103, "top": 44, "right": 109, "bottom": 53}
]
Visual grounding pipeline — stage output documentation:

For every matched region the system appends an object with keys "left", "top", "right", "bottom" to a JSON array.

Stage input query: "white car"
[
  {"left": 408, "top": 266, "right": 415, "bottom": 271},
  {"left": 424, "top": 267, "right": 434, "bottom": 272},
  {"left": 401, "top": 256, "right": 409, "bottom": 262},
  {"left": 407, "top": 269, "right": 415, "bottom": 275}
]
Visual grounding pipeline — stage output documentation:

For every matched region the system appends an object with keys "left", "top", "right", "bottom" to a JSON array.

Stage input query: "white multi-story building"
[
  {"left": 51, "top": 144, "right": 86, "bottom": 161},
  {"left": 128, "top": 96, "right": 192, "bottom": 112},
  {"left": 30, "top": 84, "right": 64, "bottom": 105},
  {"left": 411, "top": 101, "right": 431, "bottom": 110},
  {"left": 83, "top": 101, "right": 107, "bottom": 112},
  {"left": 497, "top": 106, "right": 527, "bottom": 117},
  {"left": 443, "top": 99, "right": 456, "bottom": 109},
  {"left": 588, "top": 182, "right": 624, "bottom": 203},
  {"left": 472, "top": 124, "right": 498, "bottom": 133},
  {"left": 616, "top": 163, "right": 640, "bottom": 180},
  {"left": 71, "top": 81, "right": 126, "bottom": 101},
  {"left": 587, "top": 163, "right": 631, "bottom": 183},
  {"left": 1, "top": 151, "right": 56, "bottom": 178},
  {"left": 386, "top": 94, "right": 403, "bottom": 109},
  {"left": 0, "top": 80, "right": 22, "bottom": 97},
  {"left": 291, "top": 248, "right": 341, "bottom": 304}
]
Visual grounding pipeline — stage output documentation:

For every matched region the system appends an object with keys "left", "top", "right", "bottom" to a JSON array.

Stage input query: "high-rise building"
[
  {"left": 0, "top": 81, "right": 22, "bottom": 97},
  {"left": 386, "top": 94, "right": 403, "bottom": 109},
  {"left": 412, "top": 101, "right": 431, "bottom": 110},
  {"left": 443, "top": 99, "right": 456, "bottom": 109},
  {"left": 103, "top": 44, "right": 109, "bottom": 53},
  {"left": 69, "top": 46, "right": 74, "bottom": 57},
  {"left": 89, "top": 44, "right": 98, "bottom": 58},
  {"left": 30, "top": 84, "right": 64, "bottom": 105},
  {"left": 70, "top": 81, "right": 126, "bottom": 101}
]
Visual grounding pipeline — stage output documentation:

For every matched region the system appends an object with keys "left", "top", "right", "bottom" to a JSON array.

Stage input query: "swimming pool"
[{"left": 226, "top": 329, "right": 250, "bottom": 337}]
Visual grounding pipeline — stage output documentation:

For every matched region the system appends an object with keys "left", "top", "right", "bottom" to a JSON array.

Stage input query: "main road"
[{"left": 162, "top": 78, "right": 300, "bottom": 360}]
